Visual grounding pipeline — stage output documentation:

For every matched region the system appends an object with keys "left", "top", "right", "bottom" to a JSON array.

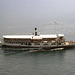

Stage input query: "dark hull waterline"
[{"left": 1, "top": 44, "right": 75, "bottom": 51}]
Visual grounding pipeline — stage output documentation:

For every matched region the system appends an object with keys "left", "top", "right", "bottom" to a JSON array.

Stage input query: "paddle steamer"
[{"left": 2, "top": 28, "right": 69, "bottom": 50}]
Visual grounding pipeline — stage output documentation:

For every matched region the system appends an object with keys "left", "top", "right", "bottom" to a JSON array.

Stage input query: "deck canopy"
[
  {"left": 58, "top": 34, "right": 64, "bottom": 37},
  {"left": 40, "top": 34, "right": 57, "bottom": 39},
  {"left": 32, "top": 36, "right": 42, "bottom": 39},
  {"left": 3, "top": 34, "right": 59, "bottom": 40},
  {"left": 3, "top": 35, "right": 32, "bottom": 39}
]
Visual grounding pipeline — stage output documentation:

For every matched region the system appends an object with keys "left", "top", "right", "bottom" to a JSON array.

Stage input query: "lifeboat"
[
  {"left": 41, "top": 41, "right": 44, "bottom": 43},
  {"left": 33, "top": 41, "right": 38, "bottom": 43}
]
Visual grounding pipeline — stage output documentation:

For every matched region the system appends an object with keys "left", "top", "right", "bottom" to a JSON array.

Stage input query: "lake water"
[
  {"left": 0, "top": 48, "right": 75, "bottom": 75},
  {"left": 0, "top": 25, "right": 75, "bottom": 75}
]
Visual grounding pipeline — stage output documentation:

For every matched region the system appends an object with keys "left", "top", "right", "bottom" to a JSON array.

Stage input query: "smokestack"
[{"left": 35, "top": 28, "right": 37, "bottom": 36}]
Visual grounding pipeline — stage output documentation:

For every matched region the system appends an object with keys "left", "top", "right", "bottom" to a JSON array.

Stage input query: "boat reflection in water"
[
  {"left": 2, "top": 47, "right": 64, "bottom": 55},
  {"left": 2, "top": 48, "right": 29, "bottom": 55}
]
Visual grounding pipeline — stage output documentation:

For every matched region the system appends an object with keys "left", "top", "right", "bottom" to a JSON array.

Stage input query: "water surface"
[{"left": 0, "top": 48, "right": 75, "bottom": 75}]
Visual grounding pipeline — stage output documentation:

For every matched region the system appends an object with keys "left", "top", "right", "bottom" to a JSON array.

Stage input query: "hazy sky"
[{"left": 0, "top": 0, "right": 75, "bottom": 39}]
